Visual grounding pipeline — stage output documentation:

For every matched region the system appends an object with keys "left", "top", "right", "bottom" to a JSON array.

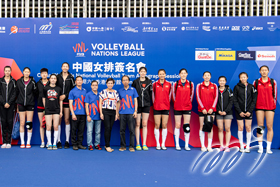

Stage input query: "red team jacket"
[
  {"left": 152, "top": 80, "right": 172, "bottom": 110},
  {"left": 196, "top": 81, "right": 218, "bottom": 112},
  {"left": 172, "top": 80, "right": 194, "bottom": 111},
  {"left": 253, "top": 77, "right": 277, "bottom": 110}
]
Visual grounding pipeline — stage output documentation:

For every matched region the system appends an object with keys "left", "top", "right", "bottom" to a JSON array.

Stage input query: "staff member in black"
[
  {"left": 0, "top": 66, "right": 17, "bottom": 149},
  {"left": 16, "top": 67, "right": 37, "bottom": 149}
]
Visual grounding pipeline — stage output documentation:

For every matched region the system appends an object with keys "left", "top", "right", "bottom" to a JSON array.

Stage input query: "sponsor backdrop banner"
[{"left": 0, "top": 17, "right": 280, "bottom": 148}]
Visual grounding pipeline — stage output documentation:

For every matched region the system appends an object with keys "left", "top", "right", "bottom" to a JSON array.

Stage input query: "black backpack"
[
  {"left": 255, "top": 78, "right": 275, "bottom": 97},
  {"left": 175, "top": 80, "right": 192, "bottom": 95}
]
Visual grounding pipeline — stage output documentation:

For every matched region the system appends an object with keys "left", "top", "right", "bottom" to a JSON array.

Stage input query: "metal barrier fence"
[{"left": 0, "top": 0, "right": 279, "bottom": 18}]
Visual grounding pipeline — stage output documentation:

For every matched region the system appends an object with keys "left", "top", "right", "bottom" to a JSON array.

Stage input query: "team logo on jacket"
[{"left": 211, "top": 87, "right": 214, "bottom": 89}]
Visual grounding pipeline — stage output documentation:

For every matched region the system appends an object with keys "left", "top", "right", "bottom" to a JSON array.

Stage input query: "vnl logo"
[
  {"left": 73, "top": 42, "right": 88, "bottom": 57},
  {"left": 191, "top": 127, "right": 269, "bottom": 175}
]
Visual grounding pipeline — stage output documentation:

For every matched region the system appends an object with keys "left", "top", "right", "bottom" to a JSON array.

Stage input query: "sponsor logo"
[
  {"left": 142, "top": 27, "right": 158, "bottom": 32},
  {"left": 39, "top": 22, "right": 52, "bottom": 34},
  {"left": 216, "top": 51, "right": 236, "bottom": 60},
  {"left": 202, "top": 22, "right": 210, "bottom": 24},
  {"left": 268, "top": 25, "right": 277, "bottom": 31},
  {"left": 59, "top": 22, "right": 79, "bottom": 34},
  {"left": 9, "top": 26, "right": 30, "bottom": 35},
  {"left": 252, "top": 26, "right": 263, "bottom": 31},
  {"left": 0, "top": 26, "right": 6, "bottom": 33},
  {"left": 87, "top": 26, "right": 115, "bottom": 32},
  {"left": 121, "top": 26, "right": 138, "bottom": 33},
  {"left": 195, "top": 51, "right": 215, "bottom": 60},
  {"left": 162, "top": 26, "right": 177, "bottom": 31},
  {"left": 242, "top": 26, "right": 250, "bottom": 31},
  {"left": 73, "top": 42, "right": 88, "bottom": 57},
  {"left": 213, "top": 26, "right": 230, "bottom": 31},
  {"left": 182, "top": 26, "right": 199, "bottom": 31},
  {"left": 236, "top": 51, "right": 256, "bottom": 60},
  {"left": 256, "top": 51, "right": 276, "bottom": 61},
  {"left": 231, "top": 26, "right": 240, "bottom": 31},
  {"left": 202, "top": 26, "right": 211, "bottom": 31}
]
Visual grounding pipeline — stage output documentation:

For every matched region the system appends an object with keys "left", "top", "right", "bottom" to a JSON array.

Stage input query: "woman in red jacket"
[
  {"left": 196, "top": 71, "right": 218, "bottom": 152},
  {"left": 253, "top": 65, "right": 277, "bottom": 154},
  {"left": 172, "top": 68, "right": 194, "bottom": 151},
  {"left": 152, "top": 69, "right": 172, "bottom": 150}
]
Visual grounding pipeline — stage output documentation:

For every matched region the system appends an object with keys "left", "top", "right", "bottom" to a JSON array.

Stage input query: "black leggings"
[
  {"left": 103, "top": 109, "right": 116, "bottom": 147},
  {"left": 0, "top": 105, "right": 15, "bottom": 144}
]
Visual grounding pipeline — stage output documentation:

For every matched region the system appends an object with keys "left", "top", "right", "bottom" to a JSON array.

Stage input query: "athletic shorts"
[
  {"left": 37, "top": 106, "right": 45, "bottom": 113},
  {"left": 255, "top": 109, "right": 275, "bottom": 112},
  {"left": 216, "top": 114, "right": 233, "bottom": 120},
  {"left": 174, "top": 110, "right": 191, "bottom": 116},
  {"left": 137, "top": 106, "right": 150, "bottom": 114},
  {"left": 18, "top": 105, "right": 34, "bottom": 112},
  {"left": 235, "top": 112, "right": 253, "bottom": 120},
  {"left": 199, "top": 112, "right": 216, "bottom": 117},
  {"left": 63, "top": 102, "right": 69, "bottom": 108},
  {"left": 154, "top": 110, "right": 169, "bottom": 115},
  {"left": 45, "top": 110, "right": 60, "bottom": 115}
]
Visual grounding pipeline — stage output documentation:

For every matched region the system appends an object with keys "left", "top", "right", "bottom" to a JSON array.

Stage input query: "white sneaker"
[
  {"left": 185, "top": 146, "right": 191, "bottom": 151},
  {"left": 1, "top": 144, "right": 7, "bottom": 149},
  {"left": 176, "top": 146, "right": 181, "bottom": 151},
  {"left": 46, "top": 143, "right": 49, "bottom": 148},
  {"left": 156, "top": 145, "right": 161, "bottom": 150},
  {"left": 239, "top": 148, "right": 245, "bottom": 153},
  {"left": 6, "top": 144, "right": 11, "bottom": 149},
  {"left": 258, "top": 148, "right": 263, "bottom": 153},
  {"left": 161, "top": 145, "right": 167, "bottom": 150},
  {"left": 201, "top": 147, "right": 207, "bottom": 152},
  {"left": 40, "top": 142, "right": 45, "bottom": 148},
  {"left": 266, "top": 149, "right": 273, "bottom": 154},
  {"left": 207, "top": 147, "right": 213, "bottom": 152},
  {"left": 245, "top": 147, "right": 250, "bottom": 153}
]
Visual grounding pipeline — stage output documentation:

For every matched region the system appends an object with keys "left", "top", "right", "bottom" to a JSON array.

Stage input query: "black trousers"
[
  {"left": 103, "top": 109, "right": 116, "bottom": 147},
  {"left": 120, "top": 114, "right": 135, "bottom": 148},
  {"left": 71, "top": 115, "right": 86, "bottom": 146},
  {"left": 0, "top": 104, "right": 15, "bottom": 144}
]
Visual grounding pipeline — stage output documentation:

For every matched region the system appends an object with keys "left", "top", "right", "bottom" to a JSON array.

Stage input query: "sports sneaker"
[
  {"left": 239, "top": 148, "right": 245, "bottom": 153},
  {"left": 40, "top": 142, "right": 45, "bottom": 148},
  {"left": 1, "top": 144, "right": 7, "bottom": 149},
  {"left": 57, "top": 141, "right": 62, "bottom": 149},
  {"left": 20, "top": 144, "right": 25, "bottom": 149},
  {"left": 52, "top": 145, "right": 58, "bottom": 150},
  {"left": 185, "top": 147, "right": 191, "bottom": 151},
  {"left": 245, "top": 147, "right": 250, "bottom": 153},
  {"left": 266, "top": 149, "right": 273, "bottom": 154},
  {"left": 47, "top": 145, "right": 53, "bottom": 150},
  {"left": 129, "top": 147, "right": 135, "bottom": 152},
  {"left": 201, "top": 147, "right": 207, "bottom": 152},
  {"left": 26, "top": 144, "right": 31, "bottom": 149},
  {"left": 6, "top": 144, "right": 11, "bottom": 149},
  {"left": 119, "top": 147, "right": 126, "bottom": 151},
  {"left": 136, "top": 145, "right": 142, "bottom": 151},
  {"left": 161, "top": 146, "right": 167, "bottom": 150},
  {"left": 258, "top": 148, "right": 263, "bottom": 153},
  {"left": 176, "top": 146, "right": 181, "bottom": 151},
  {"left": 95, "top": 144, "right": 102, "bottom": 150},
  {"left": 224, "top": 147, "right": 230, "bottom": 152},
  {"left": 88, "top": 145, "right": 93, "bottom": 151},
  {"left": 143, "top": 145, "right": 149, "bottom": 151},
  {"left": 46, "top": 143, "right": 49, "bottom": 148},
  {"left": 220, "top": 146, "right": 225, "bottom": 151},
  {"left": 207, "top": 147, "right": 213, "bottom": 152},
  {"left": 156, "top": 145, "right": 161, "bottom": 150},
  {"left": 64, "top": 141, "right": 70, "bottom": 149}
]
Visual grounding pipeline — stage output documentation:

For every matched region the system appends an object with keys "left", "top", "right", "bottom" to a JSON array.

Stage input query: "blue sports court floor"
[{"left": 0, "top": 146, "right": 279, "bottom": 187}]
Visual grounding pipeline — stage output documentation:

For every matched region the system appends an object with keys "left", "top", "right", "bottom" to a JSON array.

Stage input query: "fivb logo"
[
  {"left": 39, "top": 22, "right": 52, "bottom": 34},
  {"left": 73, "top": 42, "right": 88, "bottom": 57},
  {"left": 192, "top": 127, "right": 269, "bottom": 175}
]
